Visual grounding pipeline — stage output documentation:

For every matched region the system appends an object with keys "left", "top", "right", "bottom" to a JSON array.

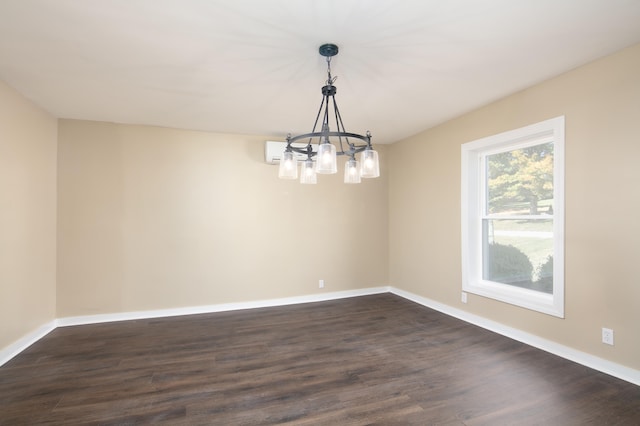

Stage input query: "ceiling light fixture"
[{"left": 279, "top": 43, "right": 380, "bottom": 184}]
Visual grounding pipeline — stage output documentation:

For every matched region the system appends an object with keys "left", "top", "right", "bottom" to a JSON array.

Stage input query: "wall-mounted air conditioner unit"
[{"left": 264, "top": 141, "right": 317, "bottom": 164}]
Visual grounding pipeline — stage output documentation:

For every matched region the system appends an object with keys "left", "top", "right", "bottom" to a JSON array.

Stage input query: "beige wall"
[
  {"left": 57, "top": 121, "right": 389, "bottom": 316},
  {"left": 389, "top": 44, "right": 640, "bottom": 369},
  {"left": 0, "top": 81, "right": 57, "bottom": 350}
]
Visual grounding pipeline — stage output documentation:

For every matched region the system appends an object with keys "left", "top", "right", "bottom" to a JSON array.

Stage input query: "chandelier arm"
[
  {"left": 342, "top": 145, "right": 367, "bottom": 155},
  {"left": 288, "top": 145, "right": 317, "bottom": 158},
  {"left": 331, "top": 95, "right": 350, "bottom": 153},
  {"left": 288, "top": 131, "right": 368, "bottom": 142},
  {"left": 288, "top": 131, "right": 370, "bottom": 153},
  {"left": 307, "top": 95, "right": 328, "bottom": 146},
  {"left": 322, "top": 94, "right": 331, "bottom": 141}
]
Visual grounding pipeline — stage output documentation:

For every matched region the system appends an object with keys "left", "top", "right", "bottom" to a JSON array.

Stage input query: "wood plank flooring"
[{"left": 1, "top": 294, "right": 639, "bottom": 425}]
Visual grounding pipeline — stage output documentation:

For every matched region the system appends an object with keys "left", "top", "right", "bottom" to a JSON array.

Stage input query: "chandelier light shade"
[
  {"left": 344, "top": 158, "right": 361, "bottom": 184},
  {"left": 278, "top": 150, "right": 298, "bottom": 179},
  {"left": 300, "top": 159, "right": 317, "bottom": 184},
  {"left": 279, "top": 43, "right": 380, "bottom": 184},
  {"left": 316, "top": 141, "right": 337, "bottom": 174},
  {"left": 360, "top": 148, "right": 380, "bottom": 178}
]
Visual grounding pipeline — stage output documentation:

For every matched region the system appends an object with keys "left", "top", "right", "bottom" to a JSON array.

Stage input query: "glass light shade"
[
  {"left": 360, "top": 149, "right": 380, "bottom": 178},
  {"left": 344, "top": 158, "right": 361, "bottom": 184},
  {"left": 278, "top": 151, "right": 298, "bottom": 179},
  {"left": 300, "top": 159, "right": 317, "bottom": 184},
  {"left": 315, "top": 142, "right": 337, "bottom": 174}
]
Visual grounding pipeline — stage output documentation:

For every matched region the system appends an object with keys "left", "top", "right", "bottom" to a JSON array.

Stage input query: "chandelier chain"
[{"left": 326, "top": 56, "right": 337, "bottom": 85}]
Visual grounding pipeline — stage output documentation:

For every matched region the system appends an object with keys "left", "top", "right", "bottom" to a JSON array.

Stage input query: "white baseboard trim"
[
  {"left": 389, "top": 286, "right": 640, "bottom": 387},
  {"left": 0, "top": 321, "right": 57, "bottom": 368},
  {"left": 3, "top": 286, "right": 638, "bottom": 387},
  {"left": 57, "top": 286, "right": 391, "bottom": 327}
]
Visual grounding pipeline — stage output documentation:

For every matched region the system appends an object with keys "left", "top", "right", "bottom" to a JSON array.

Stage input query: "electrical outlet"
[
  {"left": 461, "top": 292, "right": 468, "bottom": 304},
  {"left": 602, "top": 328, "right": 614, "bottom": 346},
  {"left": 319, "top": 279, "right": 324, "bottom": 289}
]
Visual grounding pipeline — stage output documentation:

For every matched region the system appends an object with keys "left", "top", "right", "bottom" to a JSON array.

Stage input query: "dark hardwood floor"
[{"left": 1, "top": 294, "right": 639, "bottom": 425}]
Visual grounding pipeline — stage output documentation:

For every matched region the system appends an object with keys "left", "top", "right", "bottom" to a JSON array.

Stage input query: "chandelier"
[{"left": 278, "top": 43, "right": 380, "bottom": 184}]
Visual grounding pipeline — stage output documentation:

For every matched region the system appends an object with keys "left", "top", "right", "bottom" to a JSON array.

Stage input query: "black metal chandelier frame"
[{"left": 285, "top": 43, "right": 373, "bottom": 160}]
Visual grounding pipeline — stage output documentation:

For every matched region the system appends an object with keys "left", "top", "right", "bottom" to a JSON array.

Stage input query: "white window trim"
[{"left": 461, "top": 116, "right": 565, "bottom": 318}]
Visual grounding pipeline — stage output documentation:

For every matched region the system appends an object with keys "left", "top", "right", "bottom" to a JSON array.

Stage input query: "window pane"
[
  {"left": 482, "top": 219, "right": 553, "bottom": 294},
  {"left": 486, "top": 142, "right": 554, "bottom": 216}
]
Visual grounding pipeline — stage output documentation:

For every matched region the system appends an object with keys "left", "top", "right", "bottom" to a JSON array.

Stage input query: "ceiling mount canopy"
[
  {"left": 278, "top": 43, "right": 380, "bottom": 184},
  {"left": 318, "top": 43, "right": 339, "bottom": 57}
]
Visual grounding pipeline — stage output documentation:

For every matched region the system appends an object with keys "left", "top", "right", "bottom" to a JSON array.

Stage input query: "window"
[{"left": 461, "top": 116, "right": 564, "bottom": 317}]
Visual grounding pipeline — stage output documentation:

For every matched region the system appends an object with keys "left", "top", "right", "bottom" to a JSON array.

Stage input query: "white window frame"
[{"left": 461, "top": 116, "right": 565, "bottom": 318}]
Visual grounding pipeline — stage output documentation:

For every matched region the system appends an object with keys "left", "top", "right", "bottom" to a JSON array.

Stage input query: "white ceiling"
[{"left": 1, "top": 0, "right": 640, "bottom": 144}]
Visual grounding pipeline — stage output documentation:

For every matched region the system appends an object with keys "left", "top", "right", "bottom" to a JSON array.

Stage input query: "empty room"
[{"left": 1, "top": 1, "right": 639, "bottom": 424}]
